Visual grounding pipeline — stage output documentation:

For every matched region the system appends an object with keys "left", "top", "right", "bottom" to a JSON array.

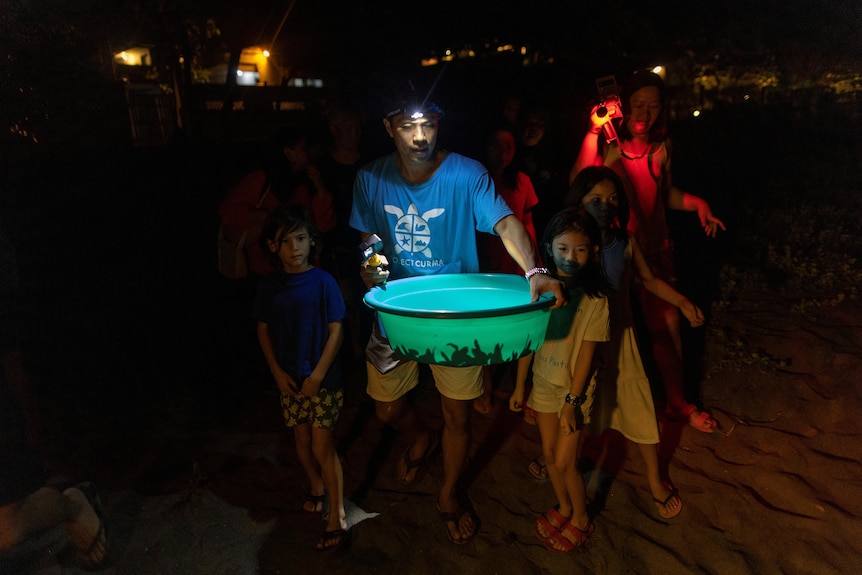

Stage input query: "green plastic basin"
[{"left": 363, "top": 273, "right": 554, "bottom": 366}]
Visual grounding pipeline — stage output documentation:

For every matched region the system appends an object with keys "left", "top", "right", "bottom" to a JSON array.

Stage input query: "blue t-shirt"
[
  {"left": 350, "top": 152, "right": 514, "bottom": 279},
  {"left": 253, "top": 266, "right": 347, "bottom": 391}
]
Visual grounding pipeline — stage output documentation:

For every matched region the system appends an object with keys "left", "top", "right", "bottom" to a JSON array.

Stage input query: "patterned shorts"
[{"left": 281, "top": 388, "right": 343, "bottom": 430}]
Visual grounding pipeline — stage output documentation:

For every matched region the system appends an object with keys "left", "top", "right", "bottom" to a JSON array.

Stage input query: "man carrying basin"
[{"left": 350, "top": 83, "right": 567, "bottom": 545}]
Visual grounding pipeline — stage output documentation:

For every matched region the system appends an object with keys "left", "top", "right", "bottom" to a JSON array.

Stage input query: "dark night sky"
[{"left": 271, "top": 0, "right": 862, "bottom": 67}]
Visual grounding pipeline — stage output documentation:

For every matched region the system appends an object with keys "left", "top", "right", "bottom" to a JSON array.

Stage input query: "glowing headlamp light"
[{"left": 386, "top": 102, "right": 444, "bottom": 121}]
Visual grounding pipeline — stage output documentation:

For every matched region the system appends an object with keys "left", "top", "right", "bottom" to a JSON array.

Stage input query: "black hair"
[
  {"left": 541, "top": 206, "right": 610, "bottom": 298},
  {"left": 564, "top": 166, "right": 630, "bottom": 240},
  {"left": 616, "top": 70, "right": 668, "bottom": 143},
  {"left": 381, "top": 78, "right": 444, "bottom": 122},
  {"left": 482, "top": 121, "right": 520, "bottom": 190},
  {"left": 260, "top": 203, "right": 321, "bottom": 268}
]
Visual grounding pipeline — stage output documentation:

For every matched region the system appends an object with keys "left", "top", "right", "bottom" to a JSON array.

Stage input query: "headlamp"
[{"left": 386, "top": 102, "right": 444, "bottom": 121}]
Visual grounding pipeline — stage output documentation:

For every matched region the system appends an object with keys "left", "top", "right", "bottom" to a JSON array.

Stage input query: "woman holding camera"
[{"left": 568, "top": 70, "right": 724, "bottom": 434}]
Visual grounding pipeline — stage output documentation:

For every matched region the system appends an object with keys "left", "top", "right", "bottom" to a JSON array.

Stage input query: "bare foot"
[{"left": 63, "top": 484, "right": 108, "bottom": 569}]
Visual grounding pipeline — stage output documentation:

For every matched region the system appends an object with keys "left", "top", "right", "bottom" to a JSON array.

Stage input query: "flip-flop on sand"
[
  {"left": 301, "top": 493, "right": 326, "bottom": 517},
  {"left": 653, "top": 482, "right": 683, "bottom": 519},
  {"left": 436, "top": 502, "right": 479, "bottom": 545},
  {"left": 316, "top": 528, "right": 351, "bottom": 552},
  {"left": 528, "top": 457, "right": 548, "bottom": 480},
  {"left": 394, "top": 432, "right": 439, "bottom": 487}
]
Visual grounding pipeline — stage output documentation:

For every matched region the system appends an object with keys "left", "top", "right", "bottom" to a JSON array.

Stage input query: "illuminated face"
[
  {"left": 487, "top": 129, "right": 516, "bottom": 171},
  {"left": 269, "top": 226, "right": 312, "bottom": 273},
  {"left": 385, "top": 112, "right": 438, "bottom": 165},
  {"left": 627, "top": 86, "right": 662, "bottom": 136},
  {"left": 548, "top": 229, "right": 594, "bottom": 278},
  {"left": 580, "top": 179, "right": 619, "bottom": 231}
]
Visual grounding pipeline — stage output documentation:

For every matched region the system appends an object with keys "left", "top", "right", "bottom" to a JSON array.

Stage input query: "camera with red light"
[{"left": 595, "top": 75, "right": 623, "bottom": 143}]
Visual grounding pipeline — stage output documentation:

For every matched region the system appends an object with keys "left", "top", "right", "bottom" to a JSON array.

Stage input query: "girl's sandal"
[
  {"left": 535, "top": 506, "right": 567, "bottom": 542},
  {"left": 544, "top": 521, "right": 594, "bottom": 553}
]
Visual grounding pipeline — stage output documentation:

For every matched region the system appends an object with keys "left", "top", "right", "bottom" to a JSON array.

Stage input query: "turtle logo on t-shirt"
[{"left": 384, "top": 203, "right": 445, "bottom": 258}]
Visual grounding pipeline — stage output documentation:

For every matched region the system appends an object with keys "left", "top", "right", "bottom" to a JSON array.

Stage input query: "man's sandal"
[
  {"left": 436, "top": 502, "right": 480, "bottom": 545},
  {"left": 394, "top": 433, "right": 439, "bottom": 487}
]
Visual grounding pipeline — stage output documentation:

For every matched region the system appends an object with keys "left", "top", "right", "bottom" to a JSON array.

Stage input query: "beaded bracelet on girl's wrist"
[{"left": 565, "top": 393, "right": 584, "bottom": 407}]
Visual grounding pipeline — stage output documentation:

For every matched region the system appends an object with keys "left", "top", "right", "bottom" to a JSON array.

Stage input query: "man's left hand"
[{"left": 530, "top": 273, "right": 568, "bottom": 309}]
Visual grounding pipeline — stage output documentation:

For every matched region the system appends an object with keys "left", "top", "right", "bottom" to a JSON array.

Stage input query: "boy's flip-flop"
[
  {"left": 301, "top": 493, "right": 326, "bottom": 517},
  {"left": 315, "top": 528, "right": 351, "bottom": 552}
]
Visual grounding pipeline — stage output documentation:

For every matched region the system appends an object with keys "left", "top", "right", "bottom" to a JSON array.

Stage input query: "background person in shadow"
[
  {"left": 0, "top": 227, "right": 108, "bottom": 571},
  {"left": 315, "top": 98, "right": 373, "bottom": 362},
  {"left": 217, "top": 124, "right": 336, "bottom": 388}
]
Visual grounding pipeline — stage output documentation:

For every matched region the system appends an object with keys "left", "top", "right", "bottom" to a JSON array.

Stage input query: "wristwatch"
[
  {"left": 525, "top": 267, "right": 549, "bottom": 280},
  {"left": 565, "top": 393, "right": 584, "bottom": 407}
]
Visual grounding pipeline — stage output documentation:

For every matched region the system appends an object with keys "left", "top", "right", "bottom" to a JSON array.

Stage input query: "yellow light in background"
[
  {"left": 263, "top": 50, "right": 270, "bottom": 57},
  {"left": 692, "top": 109, "right": 701, "bottom": 117},
  {"left": 652, "top": 65, "right": 663, "bottom": 75}
]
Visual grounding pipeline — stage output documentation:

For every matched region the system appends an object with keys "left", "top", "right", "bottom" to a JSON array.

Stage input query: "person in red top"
[
  {"left": 481, "top": 122, "right": 540, "bottom": 275},
  {"left": 219, "top": 125, "right": 336, "bottom": 277},
  {"left": 474, "top": 122, "right": 541, "bottom": 414},
  {"left": 568, "top": 71, "right": 725, "bottom": 432}
]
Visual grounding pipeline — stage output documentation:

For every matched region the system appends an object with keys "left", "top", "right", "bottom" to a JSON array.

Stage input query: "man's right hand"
[{"left": 361, "top": 254, "right": 390, "bottom": 289}]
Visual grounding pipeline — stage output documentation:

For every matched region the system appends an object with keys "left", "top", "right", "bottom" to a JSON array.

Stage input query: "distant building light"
[
  {"left": 263, "top": 50, "right": 270, "bottom": 57},
  {"left": 421, "top": 57, "right": 439, "bottom": 67},
  {"left": 113, "top": 47, "right": 151, "bottom": 67},
  {"left": 652, "top": 65, "right": 663, "bottom": 75},
  {"left": 692, "top": 109, "right": 701, "bottom": 117}
]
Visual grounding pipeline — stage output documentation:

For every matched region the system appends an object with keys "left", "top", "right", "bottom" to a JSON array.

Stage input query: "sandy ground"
[{"left": 4, "top": 285, "right": 861, "bottom": 575}]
